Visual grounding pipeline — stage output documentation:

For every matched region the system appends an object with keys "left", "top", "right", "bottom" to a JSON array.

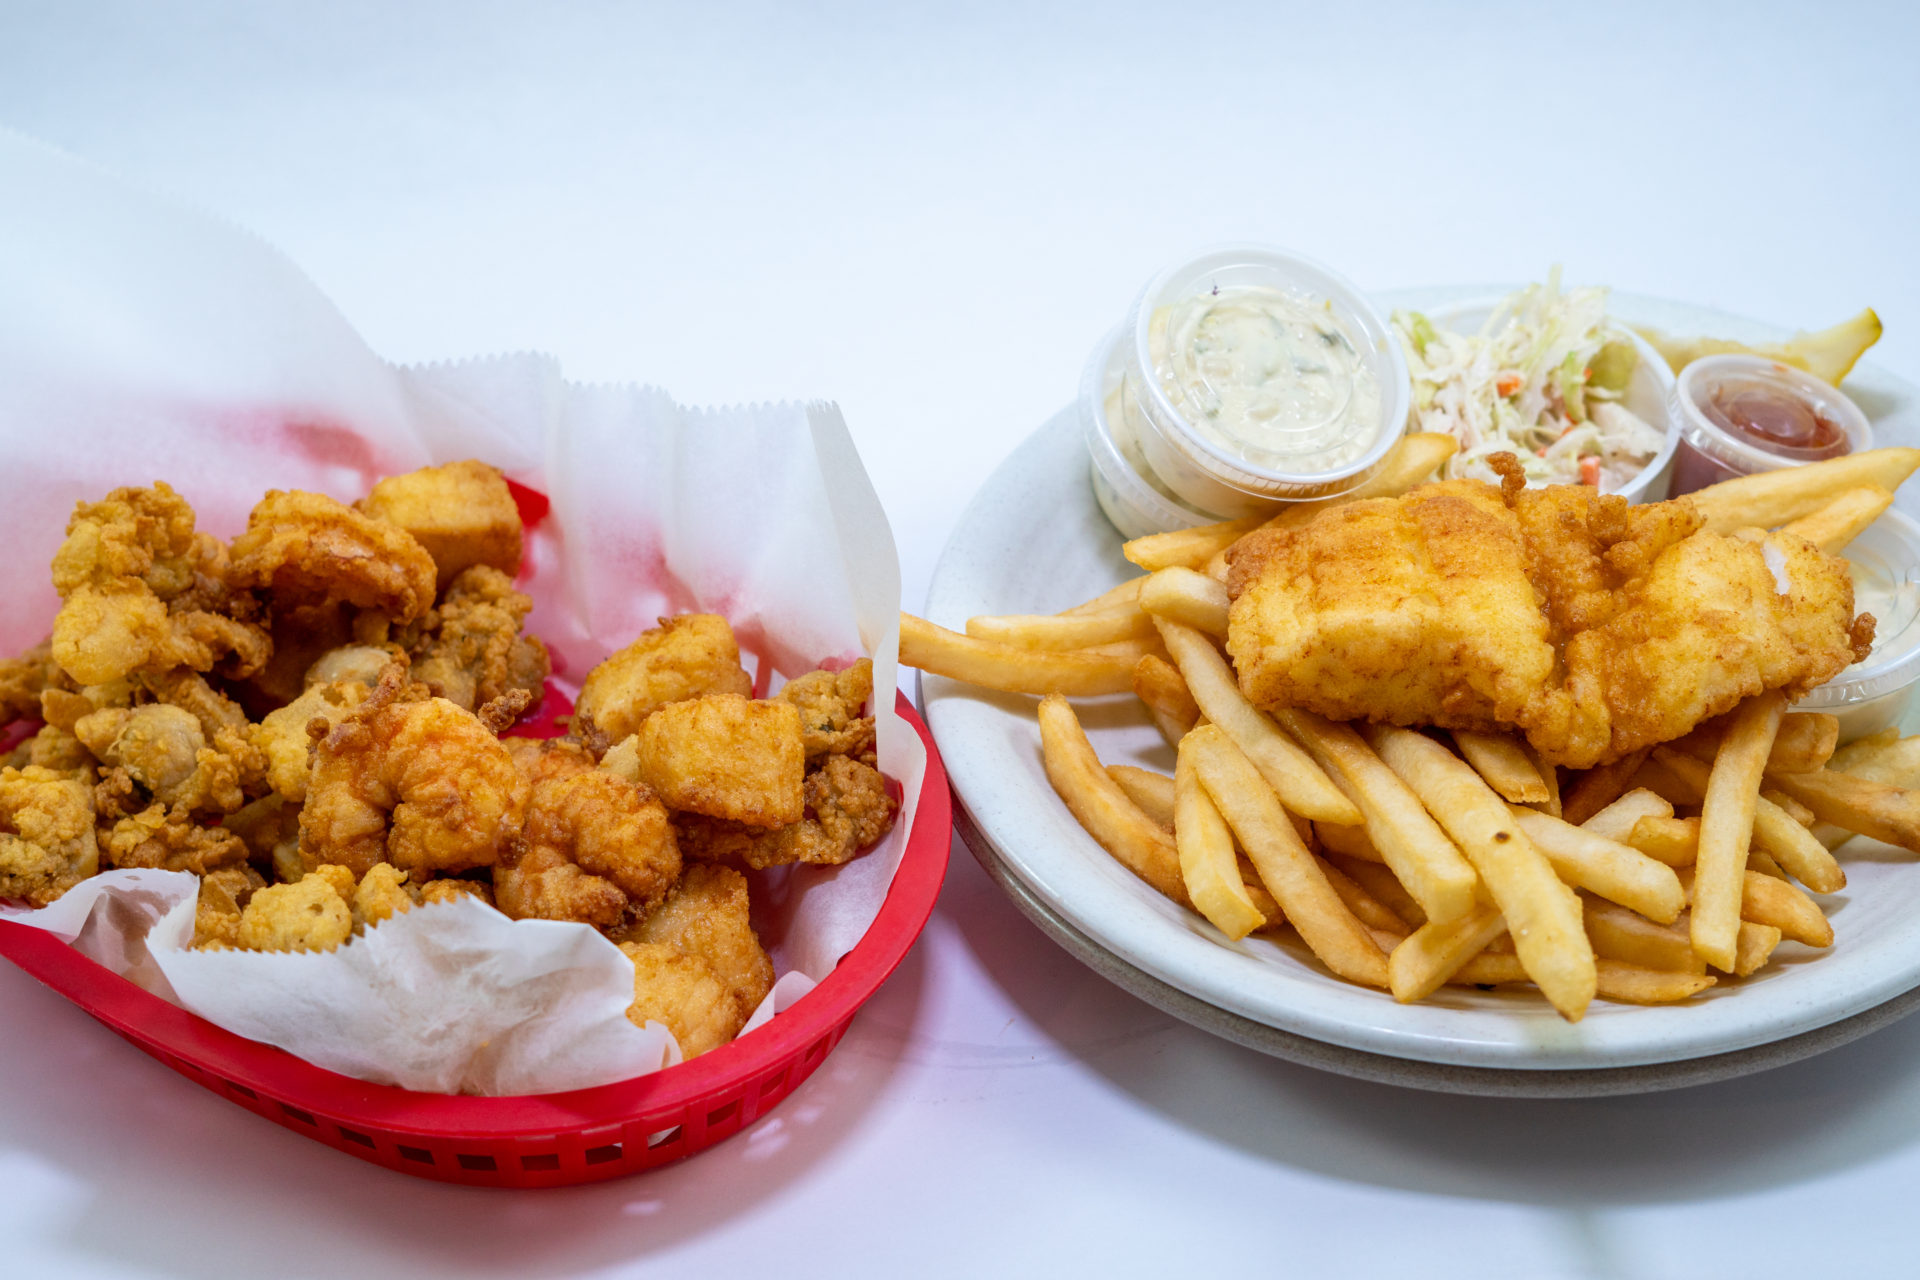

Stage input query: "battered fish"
[{"left": 1226, "top": 473, "right": 1870, "bottom": 768}]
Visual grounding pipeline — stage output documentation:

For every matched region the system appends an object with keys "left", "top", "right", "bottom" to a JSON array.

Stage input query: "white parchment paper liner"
[{"left": 0, "top": 130, "right": 926, "bottom": 1096}]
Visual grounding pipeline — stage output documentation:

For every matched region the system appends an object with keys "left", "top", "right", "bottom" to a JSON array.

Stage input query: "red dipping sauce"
[{"left": 1667, "top": 356, "right": 1870, "bottom": 497}]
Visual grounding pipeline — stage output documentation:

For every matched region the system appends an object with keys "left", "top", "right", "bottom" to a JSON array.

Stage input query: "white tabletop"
[{"left": 4, "top": 3, "right": 1919, "bottom": 1276}]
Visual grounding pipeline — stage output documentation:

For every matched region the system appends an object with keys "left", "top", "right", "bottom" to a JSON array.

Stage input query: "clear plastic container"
[
  {"left": 1667, "top": 354, "right": 1873, "bottom": 497},
  {"left": 1800, "top": 506, "right": 1920, "bottom": 742},
  {"left": 1082, "top": 244, "right": 1410, "bottom": 533}
]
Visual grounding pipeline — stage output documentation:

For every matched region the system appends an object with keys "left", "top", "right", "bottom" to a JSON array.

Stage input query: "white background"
[{"left": 3, "top": 2, "right": 1918, "bottom": 1276}]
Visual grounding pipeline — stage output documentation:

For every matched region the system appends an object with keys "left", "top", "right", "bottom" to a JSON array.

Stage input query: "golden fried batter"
[
  {"left": 251, "top": 679, "right": 371, "bottom": 802},
  {"left": 6, "top": 724, "right": 95, "bottom": 775},
  {"left": 225, "top": 793, "right": 305, "bottom": 884},
  {"left": 573, "top": 614, "right": 753, "bottom": 745},
  {"left": 192, "top": 863, "right": 267, "bottom": 948},
  {"left": 403, "top": 566, "right": 549, "bottom": 713},
  {"left": 352, "top": 862, "right": 416, "bottom": 929},
  {"left": 777, "top": 659, "right": 877, "bottom": 762},
  {"left": 418, "top": 878, "right": 494, "bottom": 908},
  {"left": 236, "top": 871, "right": 353, "bottom": 953},
  {"left": 357, "top": 460, "right": 524, "bottom": 591},
  {"left": 677, "top": 753, "right": 897, "bottom": 869},
  {"left": 0, "top": 765, "right": 99, "bottom": 906},
  {"left": 50, "top": 484, "right": 270, "bottom": 686},
  {"left": 102, "top": 803, "right": 249, "bottom": 875},
  {"left": 493, "top": 740, "right": 680, "bottom": 925},
  {"left": 227, "top": 490, "right": 438, "bottom": 625},
  {"left": 1227, "top": 477, "right": 1866, "bottom": 768},
  {"left": 300, "top": 664, "right": 528, "bottom": 877},
  {"left": 619, "top": 864, "right": 773, "bottom": 1058},
  {"left": 0, "top": 640, "right": 59, "bottom": 727},
  {"left": 631, "top": 695, "right": 804, "bottom": 827}
]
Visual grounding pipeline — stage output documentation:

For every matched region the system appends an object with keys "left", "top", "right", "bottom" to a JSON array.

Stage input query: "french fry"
[
  {"left": 1590, "top": 961, "right": 1718, "bottom": 1005},
  {"left": 1582, "top": 896, "right": 1704, "bottom": 973},
  {"left": 1747, "top": 849, "right": 1787, "bottom": 880},
  {"left": 1741, "top": 869, "right": 1833, "bottom": 948},
  {"left": 1124, "top": 513, "right": 1268, "bottom": 573},
  {"left": 1763, "top": 789, "right": 1817, "bottom": 828},
  {"left": 1139, "top": 567, "right": 1231, "bottom": 637},
  {"left": 1628, "top": 755, "right": 1703, "bottom": 808},
  {"left": 1366, "top": 725, "right": 1594, "bottom": 1021},
  {"left": 1676, "top": 712, "right": 1839, "bottom": 776},
  {"left": 1036, "top": 695, "right": 1189, "bottom": 905},
  {"left": 1626, "top": 814, "right": 1699, "bottom": 867},
  {"left": 1658, "top": 747, "right": 1844, "bottom": 892},
  {"left": 1693, "top": 693, "right": 1785, "bottom": 972},
  {"left": 1453, "top": 730, "right": 1550, "bottom": 804},
  {"left": 1316, "top": 819, "right": 1384, "bottom": 863},
  {"left": 966, "top": 608, "right": 1157, "bottom": 650},
  {"left": 1827, "top": 729, "right": 1920, "bottom": 785},
  {"left": 1327, "top": 853, "right": 1427, "bottom": 929},
  {"left": 1058, "top": 577, "right": 1144, "bottom": 616},
  {"left": 1106, "top": 765, "right": 1175, "bottom": 830},
  {"left": 1153, "top": 620, "right": 1361, "bottom": 825},
  {"left": 1766, "top": 766, "right": 1920, "bottom": 854},
  {"left": 1527, "top": 742, "right": 1562, "bottom": 817},
  {"left": 902, "top": 614, "right": 1141, "bottom": 695},
  {"left": 1318, "top": 857, "right": 1408, "bottom": 933},
  {"left": 1174, "top": 737, "right": 1266, "bottom": 940},
  {"left": 1580, "top": 788, "right": 1675, "bottom": 844},
  {"left": 1562, "top": 749, "right": 1653, "bottom": 825},
  {"left": 1689, "top": 447, "right": 1920, "bottom": 535},
  {"left": 1186, "top": 725, "right": 1387, "bottom": 986},
  {"left": 1635, "top": 308, "right": 1882, "bottom": 386},
  {"left": 1508, "top": 806, "right": 1687, "bottom": 923},
  {"left": 1389, "top": 903, "right": 1507, "bottom": 1003},
  {"left": 1131, "top": 654, "right": 1200, "bottom": 748},
  {"left": 1277, "top": 709, "right": 1479, "bottom": 924},
  {"left": 1734, "top": 922, "right": 1784, "bottom": 977},
  {"left": 1777, "top": 485, "right": 1893, "bottom": 554}
]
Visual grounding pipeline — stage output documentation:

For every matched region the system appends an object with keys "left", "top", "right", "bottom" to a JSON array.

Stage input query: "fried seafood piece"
[
  {"left": 777, "top": 659, "right": 877, "bottom": 762},
  {"left": 493, "top": 740, "right": 680, "bottom": 926},
  {"left": 235, "top": 869, "right": 354, "bottom": 953},
  {"left": 357, "top": 460, "right": 525, "bottom": 591},
  {"left": 39, "top": 677, "right": 134, "bottom": 734},
  {"left": 192, "top": 864, "right": 267, "bottom": 949},
  {"left": 5, "top": 724, "right": 95, "bottom": 775},
  {"left": 0, "top": 765, "right": 99, "bottom": 906},
  {"left": 300, "top": 664, "right": 528, "bottom": 878},
  {"left": 352, "top": 862, "right": 416, "bottom": 929},
  {"left": 306, "top": 644, "right": 396, "bottom": 690},
  {"left": 225, "top": 793, "right": 304, "bottom": 884},
  {"left": 0, "top": 640, "right": 59, "bottom": 727},
  {"left": 630, "top": 694, "right": 804, "bottom": 827},
  {"left": 676, "top": 753, "right": 897, "bottom": 869},
  {"left": 72, "top": 704, "right": 251, "bottom": 814},
  {"left": 619, "top": 865, "right": 774, "bottom": 1059},
  {"left": 102, "top": 803, "right": 249, "bottom": 875},
  {"left": 419, "top": 878, "right": 494, "bottom": 908},
  {"left": 403, "top": 566, "right": 549, "bottom": 713},
  {"left": 50, "top": 483, "right": 270, "bottom": 686},
  {"left": 252, "top": 679, "right": 372, "bottom": 802},
  {"left": 227, "top": 490, "right": 438, "bottom": 625},
  {"left": 1225, "top": 475, "right": 1868, "bottom": 769},
  {"left": 573, "top": 614, "right": 753, "bottom": 745}
]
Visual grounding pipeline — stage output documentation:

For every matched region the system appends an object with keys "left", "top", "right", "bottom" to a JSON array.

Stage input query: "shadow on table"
[
  {"left": 0, "top": 925, "right": 931, "bottom": 1279},
  {"left": 943, "top": 838, "right": 1920, "bottom": 1207}
]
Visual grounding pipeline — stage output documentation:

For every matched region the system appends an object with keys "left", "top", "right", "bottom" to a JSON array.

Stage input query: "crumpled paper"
[{"left": 0, "top": 129, "right": 926, "bottom": 1095}]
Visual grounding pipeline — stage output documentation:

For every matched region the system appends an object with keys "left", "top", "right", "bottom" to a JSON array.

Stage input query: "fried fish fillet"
[{"left": 1226, "top": 478, "right": 1869, "bottom": 769}]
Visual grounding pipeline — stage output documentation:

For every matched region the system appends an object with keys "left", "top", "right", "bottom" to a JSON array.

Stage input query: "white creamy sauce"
[
  {"left": 1847, "top": 554, "right": 1920, "bottom": 665},
  {"left": 1150, "top": 284, "right": 1380, "bottom": 473}
]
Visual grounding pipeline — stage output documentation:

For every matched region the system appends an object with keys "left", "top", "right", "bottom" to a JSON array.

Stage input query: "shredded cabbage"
[{"left": 1393, "top": 270, "right": 1667, "bottom": 491}]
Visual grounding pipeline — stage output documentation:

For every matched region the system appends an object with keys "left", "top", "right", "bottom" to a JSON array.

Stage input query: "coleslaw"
[{"left": 1393, "top": 271, "right": 1668, "bottom": 490}]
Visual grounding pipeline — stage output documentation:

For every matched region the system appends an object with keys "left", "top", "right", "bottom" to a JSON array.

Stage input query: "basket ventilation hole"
[
  {"left": 398, "top": 1145, "right": 435, "bottom": 1164},
  {"left": 338, "top": 1127, "right": 375, "bottom": 1148},
  {"left": 804, "top": 1037, "right": 828, "bottom": 1065},
  {"left": 457, "top": 1154, "right": 498, "bottom": 1172},
  {"left": 646, "top": 1126, "right": 682, "bottom": 1149},
  {"left": 707, "top": 1100, "right": 740, "bottom": 1128},
  {"left": 585, "top": 1144, "right": 623, "bottom": 1165},
  {"left": 759, "top": 1072, "right": 788, "bottom": 1098},
  {"left": 225, "top": 1082, "right": 258, "bottom": 1100},
  {"left": 279, "top": 1104, "right": 316, "bottom": 1125},
  {"left": 521, "top": 1153, "right": 561, "bottom": 1172}
]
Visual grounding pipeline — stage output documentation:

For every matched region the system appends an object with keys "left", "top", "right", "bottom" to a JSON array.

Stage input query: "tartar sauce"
[{"left": 1150, "top": 284, "right": 1381, "bottom": 473}]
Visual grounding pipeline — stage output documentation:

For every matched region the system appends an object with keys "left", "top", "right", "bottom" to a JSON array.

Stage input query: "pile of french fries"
[{"left": 905, "top": 435, "right": 1920, "bottom": 1023}]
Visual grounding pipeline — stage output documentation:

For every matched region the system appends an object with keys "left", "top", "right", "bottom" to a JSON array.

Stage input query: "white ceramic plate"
[{"left": 922, "top": 288, "right": 1920, "bottom": 1073}]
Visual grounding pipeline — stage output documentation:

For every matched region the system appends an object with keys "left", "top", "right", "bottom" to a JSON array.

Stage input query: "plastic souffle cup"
[
  {"left": 1800, "top": 506, "right": 1920, "bottom": 743},
  {"left": 1118, "top": 244, "right": 1410, "bottom": 520}
]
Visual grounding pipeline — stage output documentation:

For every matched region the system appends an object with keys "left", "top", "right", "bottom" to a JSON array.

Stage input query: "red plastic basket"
[{"left": 0, "top": 692, "right": 949, "bottom": 1188}]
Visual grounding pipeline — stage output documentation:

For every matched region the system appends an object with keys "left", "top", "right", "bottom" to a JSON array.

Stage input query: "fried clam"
[
  {"left": 192, "top": 863, "right": 268, "bottom": 949},
  {"left": 0, "top": 765, "right": 100, "bottom": 906},
  {"left": 0, "top": 639, "right": 59, "bottom": 727},
  {"left": 4, "top": 724, "right": 95, "bottom": 776},
  {"left": 572, "top": 613, "right": 753, "bottom": 747},
  {"left": 231, "top": 865, "right": 357, "bottom": 953},
  {"left": 400, "top": 565, "right": 549, "bottom": 714},
  {"left": 252, "top": 678, "right": 373, "bottom": 803},
  {"left": 298, "top": 662, "right": 527, "bottom": 879},
  {"left": 101, "top": 801, "right": 250, "bottom": 875},
  {"left": 776, "top": 658, "right": 877, "bottom": 763},
  {"left": 492, "top": 739, "right": 681, "bottom": 929},
  {"left": 618, "top": 864, "right": 774, "bottom": 1059},
  {"left": 227, "top": 489, "right": 439, "bottom": 625},
  {"left": 674, "top": 752, "right": 897, "bottom": 870},
  {"left": 50, "top": 482, "right": 270, "bottom": 687},
  {"left": 73, "top": 703, "right": 251, "bottom": 815}
]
